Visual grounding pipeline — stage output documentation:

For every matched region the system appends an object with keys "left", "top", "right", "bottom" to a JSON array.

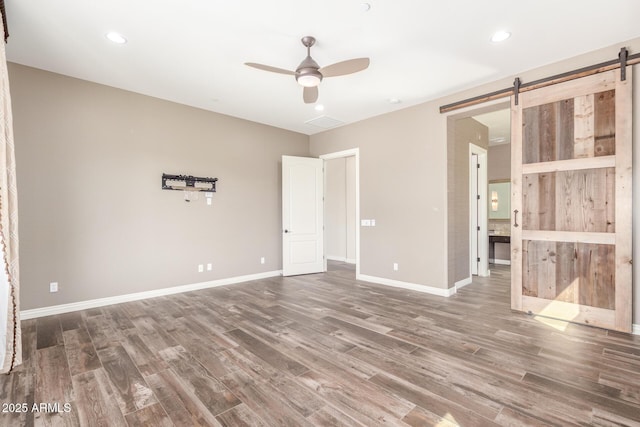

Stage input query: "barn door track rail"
[{"left": 440, "top": 47, "right": 639, "bottom": 113}]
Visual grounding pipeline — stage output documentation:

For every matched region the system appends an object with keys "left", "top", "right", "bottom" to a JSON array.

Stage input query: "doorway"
[
  {"left": 446, "top": 101, "right": 511, "bottom": 290},
  {"left": 320, "top": 149, "right": 360, "bottom": 276}
]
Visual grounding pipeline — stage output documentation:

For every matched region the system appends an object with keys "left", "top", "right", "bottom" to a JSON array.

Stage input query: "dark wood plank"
[
  {"left": 220, "top": 380, "right": 313, "bottom": 427},
  {"left": 32, "top": 401, "right": 81, "bottom": 427},
  {"left": 538, "top": 102, "right": 557, "bottom": 162},
  {"left": 63, "top": 327, "right": 101, "bottom": 376},
  {"left": 321, "top": 316, "right": 417, "bottom": 354},
  {"left": 36, "top": 316, "right": 63, "bottom": 350},
  {"left": 556, "top": 98, "right": 575, "bottom": 161},
  {"left": 306, "top": 405, "right": 365, "bottom": 427},
  {"left": 594, "top": 89, "right": 616, "bottom": 157},
  {"left": 522, "top": 106, "right": 540, "bottom": 164},
  {"left": 578, "top": 243, "right": 615, "bottom": 310},
  {"left": 118, "top": 333, "right": 168, "bottom": 377},
  {"left": 72, "top": 369, "right": 128, "bottom": 427},
  {"left": 35, "top": 345, "right": 74, "bottom": 404},
  {"left": 124, "top": 403, "right": 173, "bottom": 427},
  {"left": 158, "top": 345, "right": 241, "bottom": 417},
  {"left": 97, "top": 345, "right": 157, "bottom": 414},
  {"left": 555, "top": 242, "right": 578, "bottom": 303},
  {"left": 59, "top": 312, "right": 84, "bottom": 332},
  {"left": 215, "top": 404, "right": 267, "bottom": 427},
  {"left": 85, "top": 314, "right": 122, "bottom": 350},
  {"left": 522, "top": 372, "right": 640, "bottom": 424},
  {"left": 224, "top": 328, "right": 308, "bottom": 376},
  {"left": 0, "top": 370, "right": 35, "bottom": 427},
  {"left": 537, "top": 172, "right": 555, "bottom": 231},
  {"left": 145, "top": 369, "right": 221, "bottom": 427}
]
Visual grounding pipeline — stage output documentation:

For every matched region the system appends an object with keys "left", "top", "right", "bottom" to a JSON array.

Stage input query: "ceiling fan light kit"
[
  {"left": 296, "top": 71, "right": 322, "bottom": 87},
  {"left": 245, "top": 35, "right": 369, "bottom": 103}
]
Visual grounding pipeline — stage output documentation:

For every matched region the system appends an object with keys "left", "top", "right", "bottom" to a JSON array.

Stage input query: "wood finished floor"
[{"left": 2, "top": 263, "right": 640, "bottom": 426}]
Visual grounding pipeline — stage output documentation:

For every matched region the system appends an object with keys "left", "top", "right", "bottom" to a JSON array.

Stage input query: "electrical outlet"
[
  {"left": 393, "top": 263, "right": 398, "bottom": 271},
  {"left": 198, "top": 264, "right": 204, "bottom": 273},
  {"left": 49, "top": 282, "right": 58, "bottom": 293},
  {"left": 207, "top": 263, "right": 212, "bottom": 271},
  {"left": 260, "top": 257, "right": 265, "bottom": 264}
]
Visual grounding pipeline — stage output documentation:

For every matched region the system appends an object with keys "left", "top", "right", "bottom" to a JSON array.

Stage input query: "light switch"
[
  {"left": 361, "top": 219, "right": 371, "bottom": 226},
  {"left": 371, "top": 219, "right": 376, "bottom": 226}
]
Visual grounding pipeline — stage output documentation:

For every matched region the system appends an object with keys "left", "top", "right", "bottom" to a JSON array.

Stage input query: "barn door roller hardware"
[
  {"left": 440, "top": 47, "right": 639, "bottom": 113},
  {"left": 619, "top": 47, "right": 628, "bottom": 81},
  {"left": 162, "top": 173, "right": 218, "bottom": 192}
]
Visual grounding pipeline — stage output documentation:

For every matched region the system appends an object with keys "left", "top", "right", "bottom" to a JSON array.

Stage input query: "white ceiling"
[
  {"left": 5, "top": 0, "right": 640, "bottom": 135},
  {"left": 474, "top": 109, "right": 511, "bottom": 146}
]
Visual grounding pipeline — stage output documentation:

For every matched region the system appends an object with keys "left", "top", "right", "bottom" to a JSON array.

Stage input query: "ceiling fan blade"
[
  {"left": 303, "top": 86, "right": 318, "bottom": 104},
  {"left": 319, "top": 58, "right": 370, "bottom": 77},
  {"left": 245, "top": 62, "right": 295, "bottom": 75}
]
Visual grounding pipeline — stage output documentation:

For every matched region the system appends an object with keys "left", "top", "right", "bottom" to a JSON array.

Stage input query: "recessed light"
[
  {"left": 105, "top": 32, "right": 127, "bottom": 44},
  {"left": 388, "top": 98, "right": 402, "bottom": 104},
  {"left": 315, "top": 104, "right": 325, "bottom": 111},
  {"left": 361, "top": 3, "right": 371, "bottom": 12},
  {"left": 490, "top": 31, "right": 511, "bottom": 43}
]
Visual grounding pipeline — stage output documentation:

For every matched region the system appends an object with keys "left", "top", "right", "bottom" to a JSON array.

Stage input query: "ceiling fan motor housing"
[
  {"left": 296, "top": 68, "right": 323, "bottom": 87},
  {"left": 295, "top": 54, "right": 323, "bottom": 87}
]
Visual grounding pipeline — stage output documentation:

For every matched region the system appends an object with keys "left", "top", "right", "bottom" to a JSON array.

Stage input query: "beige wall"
[
  {"left": 345, "top": 156, "right": 356, "bottom": 262},
  {"left": 10, "top": 63, "right": 309, "bottom": 310},
  {"left": 488, "top": 143, "right": 510, "bottom": 182},
  {"left": 325, "top": 157, "right": 356, "bottom": 262},
  {"left": 326, "top": 158, "right": 347, "bottom": 259},
  {"left": 449, "top": 118, "right": 488, "bottom": 285}
]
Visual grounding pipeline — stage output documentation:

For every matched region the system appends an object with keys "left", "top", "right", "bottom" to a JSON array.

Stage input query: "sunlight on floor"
[
  {"left": 533, "top": 315, "right": 571, "bottom": 332},
  {"left": 436, "top": 412, "right": 460, "bottom": 426},
  {"left": 531, "top": 279, "right": 580, "bottom": 332}
]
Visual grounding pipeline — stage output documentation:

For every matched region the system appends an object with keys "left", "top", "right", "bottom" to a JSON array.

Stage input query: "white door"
[
  {"left": 282, "top": 155, "right": 324, "bottom": 276},
  {"left": 470, "top": 153, "right": 479, "bottom": 275}
]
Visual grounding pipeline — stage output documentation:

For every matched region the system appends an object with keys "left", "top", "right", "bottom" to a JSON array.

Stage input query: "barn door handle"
[{"left": 513, "top": 210, "right": 519, "bottom": 228}]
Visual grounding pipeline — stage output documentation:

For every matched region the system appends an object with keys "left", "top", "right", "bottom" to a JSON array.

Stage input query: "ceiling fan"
[{"left": 245, "top": 36, "right": 370, "bottom": 104}]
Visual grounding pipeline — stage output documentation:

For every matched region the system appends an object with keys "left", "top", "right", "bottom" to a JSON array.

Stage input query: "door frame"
[
  {"left": 469, "top": 144, "right": 489, "bottom": 277},
  {"left": 445, "top": 100, "right": 508, "bottom": 288},
  {"left": 320, "top": 148, "right": 360, "bottom": 277}
]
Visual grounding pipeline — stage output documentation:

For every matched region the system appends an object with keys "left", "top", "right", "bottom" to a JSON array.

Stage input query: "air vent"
[{"left": 305, "top": 115, "right": 345, "bottom": 129}]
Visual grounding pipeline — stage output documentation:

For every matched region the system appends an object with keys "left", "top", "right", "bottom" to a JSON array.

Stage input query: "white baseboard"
[
  {"left": 345, "top": 258, "right": 356, "bottom": 265},
  {"left": 633, "top": 324, "right": 640, "bottom": 336},
  {"left": 357, "top": 274, "right": 455, "bottom": 297},
  {"left": 20, "top": 270, "right": 282, "bottom": 320},
  {"left": 492, "top": 259, "right": 511, "bottom": 265},
  {"left": 455, "top": 277, "right": 472, "bottom": 290}
]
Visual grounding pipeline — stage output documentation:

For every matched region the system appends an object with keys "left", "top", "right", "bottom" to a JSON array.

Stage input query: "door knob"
[{"left": 284, "top": 229, "right": 290, "bottom": 233}]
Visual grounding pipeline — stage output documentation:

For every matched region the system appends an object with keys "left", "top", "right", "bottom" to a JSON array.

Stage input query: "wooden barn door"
[{"left": 511, "top": 69, "right": 632, "bottom": 333}]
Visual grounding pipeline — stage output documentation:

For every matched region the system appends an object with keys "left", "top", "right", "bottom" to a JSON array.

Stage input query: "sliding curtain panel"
[{"left": 0, "top": 17, "right": 21, "bottom": 374}]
